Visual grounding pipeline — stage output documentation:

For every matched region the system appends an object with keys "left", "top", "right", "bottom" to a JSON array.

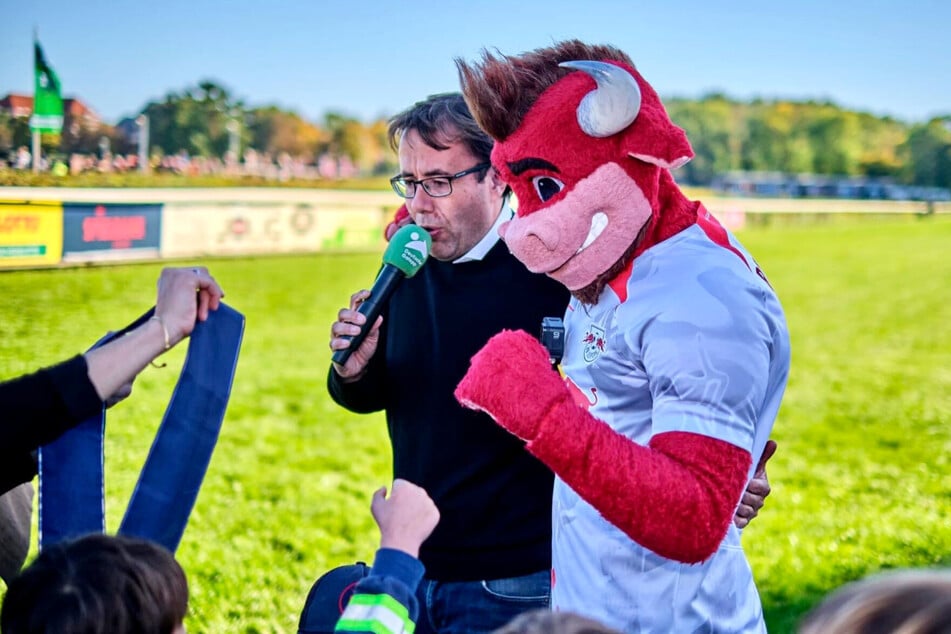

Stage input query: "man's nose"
[{"left": 410, "top": 186, "right": 435, "bottom": 213}]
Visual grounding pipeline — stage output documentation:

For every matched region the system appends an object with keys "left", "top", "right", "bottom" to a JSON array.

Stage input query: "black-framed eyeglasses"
[{"left": 390, "top": 163, "right": 490, "bottom": 199}]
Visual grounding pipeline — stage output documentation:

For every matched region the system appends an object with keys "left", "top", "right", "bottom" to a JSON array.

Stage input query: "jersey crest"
[{"left": 582, "top": 324, "right": 606, "bottom": 363}]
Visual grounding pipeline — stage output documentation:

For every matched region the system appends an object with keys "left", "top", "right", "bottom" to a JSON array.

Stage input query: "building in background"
[{"left": 1, "top": 93, "right": 100, "bottom": 137}]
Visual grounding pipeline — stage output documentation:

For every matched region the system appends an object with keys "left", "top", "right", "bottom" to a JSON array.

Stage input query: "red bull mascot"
[{"left": 454, "top": 40, "right": 790, "bottom": 632}]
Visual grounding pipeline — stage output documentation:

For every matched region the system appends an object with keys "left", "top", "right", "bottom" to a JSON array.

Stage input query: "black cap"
[{"left": 298, "top": 561, "right": 371, "bottom": 634}]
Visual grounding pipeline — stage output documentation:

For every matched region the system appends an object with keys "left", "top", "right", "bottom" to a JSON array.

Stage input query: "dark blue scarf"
[{"left": 38, "top": 304, "right": 244, "bottom": 553}]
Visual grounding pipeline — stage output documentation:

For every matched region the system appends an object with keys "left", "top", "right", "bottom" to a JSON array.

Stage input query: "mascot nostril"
[
  {"left": 526, "top": 228, "right": 558, "bottom": 252},
  {"left": 455, "top": 39, "right": 791, "bottom": 632}
]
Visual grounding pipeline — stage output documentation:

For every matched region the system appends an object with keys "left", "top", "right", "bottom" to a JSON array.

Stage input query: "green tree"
[
  {"left": 668, "top": 94, "right": 743, "bottom": 184},
  {"left": 320, "top": 112, "right": 362, "bottom": 163},
  {"left": 142, "top": 80, "right": 242, "bottom": 158},
  {"left": 901, "top": 117, "right": 951, "bottom": 188},
  {"left": 248, "top": 106, "right": 326, "bottom": 158},
  {"left": 0, "top": 111, "right": 16, "bottom": 156},
  {"left": 0, "top": 112, "right": 31, "bottom": 157},
  {"left": 741, "top": 101, "right": 788, "bottom": 172},
  {"left": 60, "top": 120, "right": 114, "bottom": 156},
  {"left": 806, "top": 109, "right": 861, "bottom": 175},
  {"left": 854, "top": 112, "right": 905, "bottom": 178}
]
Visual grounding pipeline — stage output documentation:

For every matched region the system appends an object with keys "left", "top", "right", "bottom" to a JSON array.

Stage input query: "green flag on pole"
[{"left": 30, "top": 40, "right": 64, "bottom": 133}]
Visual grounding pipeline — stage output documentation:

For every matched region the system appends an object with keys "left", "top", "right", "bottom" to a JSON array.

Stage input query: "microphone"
[{"left": 331, "top": 224, "right": 431, "bottom": 366}]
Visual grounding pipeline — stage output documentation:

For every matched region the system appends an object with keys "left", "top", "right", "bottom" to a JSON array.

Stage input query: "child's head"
[
  {"left": 1, "top": 533, "right": 188, "bottom": 634},
  {"left": 799, "top": 568, "right": 951, "bottom": 634},
  {"left": 493, "top": 609, "right": 623, "bottom": 633}
]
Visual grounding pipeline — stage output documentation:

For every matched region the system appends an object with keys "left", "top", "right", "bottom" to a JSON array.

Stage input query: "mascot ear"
[
  {"left": 625, "top": 120, "right": 694, "bottom": 170},
  {"left": 610, "top": 63, "right": 695, "bottom": 170}
]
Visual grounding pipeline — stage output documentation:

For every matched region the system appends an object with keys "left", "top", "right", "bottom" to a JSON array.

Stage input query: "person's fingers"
[
  {"left": 737, "top": 502, "right": 754, "bottom": 517},
  {"left": 745, "top": 479, "right": 771, "bottom": 497},
  {"left": 330, "top": 319, "right": 360, "bottom": 342},
  {"left": 755, "top": 440, "right": 778, "bottom": 476},
  {"left": 337, "top": 307, "right": 366, "bottom": 326},
  {"left": 196, "top": 276, "right": 224, "bottom": 300},
  {"left": 370, "top": 486, "right": 388, "bottom": 519},
  {"left": 369, "top": 315, "right": 383, "bottom": 335},
  {"left": 197, "top": 289, "right": 210, "bottom": 321},
  {"left": 349, "top": 290, "right": 371, "bottom": 311}
]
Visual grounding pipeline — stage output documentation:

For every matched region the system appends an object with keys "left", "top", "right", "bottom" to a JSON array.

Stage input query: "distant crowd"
[{"left": 1, "top": 146, "right": 366, "bottom": 181}]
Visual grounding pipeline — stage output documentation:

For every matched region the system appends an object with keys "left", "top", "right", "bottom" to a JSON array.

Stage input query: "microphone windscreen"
[{"left": 382, "top": 225, "right": 432, "bottom": 277}]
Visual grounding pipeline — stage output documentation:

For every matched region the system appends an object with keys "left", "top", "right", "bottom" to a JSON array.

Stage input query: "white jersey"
[{"left": 553, "top": 215, "right": 790, "bottom": 633}]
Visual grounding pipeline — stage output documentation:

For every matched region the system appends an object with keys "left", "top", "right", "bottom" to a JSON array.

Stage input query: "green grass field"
[{"left": 1, "top": 215, "right": 949, "bottom": 632}]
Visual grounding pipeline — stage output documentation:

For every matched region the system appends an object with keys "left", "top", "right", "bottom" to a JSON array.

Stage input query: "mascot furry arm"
[
  {"left": 455, "top": 330, "right": 750, "bottom": 564},
  {"left": 454, "top": 42, "right": 753, "bottom": 564}
]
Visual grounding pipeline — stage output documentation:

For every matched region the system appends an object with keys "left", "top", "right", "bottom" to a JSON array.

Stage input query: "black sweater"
[
  {"left": 329, "top": 241, "right": 570, "bottom": 581},
  {"left": 0, "top": 355, "right": 102, "bottom": 494}
]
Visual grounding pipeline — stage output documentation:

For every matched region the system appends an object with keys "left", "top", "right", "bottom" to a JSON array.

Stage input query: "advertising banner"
[
  {"left": 311, "top": 204, "right": 387, "bottom": 251},
  {"left": 161, "top": 201, "right": 384, "bottom": 258},
  {"left": 0, "top": 201, "right": 63, "bottom": 268},
  {"left": 62, "top": 203, "right": 161, "bottom": 262}
]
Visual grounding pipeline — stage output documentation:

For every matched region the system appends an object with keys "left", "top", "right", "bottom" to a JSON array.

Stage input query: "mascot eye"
[{"left": 532, "top": 176, "right": 565, "bottom": 202}]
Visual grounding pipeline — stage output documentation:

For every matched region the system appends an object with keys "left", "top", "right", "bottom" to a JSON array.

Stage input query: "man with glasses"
[
  {"left": 326, "top": 93, "right": 774, "bottom": 633},
  {"left": 328, "top": 92, "right": 569, "bottom": 633}
]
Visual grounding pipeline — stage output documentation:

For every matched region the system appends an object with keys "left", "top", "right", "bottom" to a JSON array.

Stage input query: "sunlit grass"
[{"left": 0, "top": 215, "right": 948, "bottom": 632}]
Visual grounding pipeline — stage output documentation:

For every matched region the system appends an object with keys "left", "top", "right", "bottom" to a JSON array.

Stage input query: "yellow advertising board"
[{"left": 0, "top": 201, "right": 64, "bottom": 268}]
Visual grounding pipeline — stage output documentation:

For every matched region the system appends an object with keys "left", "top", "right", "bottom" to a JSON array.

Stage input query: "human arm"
[
  {"left": 734, "top": 439, "right": 776, "bottom": 529},
  {"left": 0, "top": 356, "right": 102, "bottom": 493},
  {"left": 334, "top": 479, "right": 438, "bottom": 633},
  {"left": 455, "top": 329, "right": 752, "bottom": 564},
  {"left": 83, "top": 266, "right": 223, "bottom": 400},
  {"left": 0, "top": 266, "right": 223, "bottom": 491},
  {"left": 334, "top": 549, "right": 424, "bottom": 634}
]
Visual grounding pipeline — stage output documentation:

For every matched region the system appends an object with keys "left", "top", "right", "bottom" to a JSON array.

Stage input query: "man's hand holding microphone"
[{"left": 330, "top": 224, "right": 431, "bottom": 381}]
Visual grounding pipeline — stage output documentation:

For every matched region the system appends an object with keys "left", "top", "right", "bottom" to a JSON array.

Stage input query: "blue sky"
[{"left": 2, "top": 0, "right": 948, "bottom": 125}]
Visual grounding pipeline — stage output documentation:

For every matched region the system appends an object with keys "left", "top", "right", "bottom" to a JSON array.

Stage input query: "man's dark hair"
[
  {"left": 387, "top": 92, "right": 494, "bottom": 165},
  {"left": 1, "top": 534, "right": 188, "bottom": 634}
]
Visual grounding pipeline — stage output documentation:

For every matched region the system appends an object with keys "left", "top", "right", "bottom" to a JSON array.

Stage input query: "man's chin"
[{"left": 430, "top": 245, "right": 457, "bottom": 262}]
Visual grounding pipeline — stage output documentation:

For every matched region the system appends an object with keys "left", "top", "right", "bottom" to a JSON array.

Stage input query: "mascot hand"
[
  {"left": 384, "top": 204, "right": 411, "bottom": 241},
  {"left": 455, "top": 329, "right": 570, "bottom": 442}
]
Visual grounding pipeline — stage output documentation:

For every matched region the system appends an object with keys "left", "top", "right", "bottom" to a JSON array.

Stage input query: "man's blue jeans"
[{"left": 413, "top": 569, "right": 550, "bottom": 634}]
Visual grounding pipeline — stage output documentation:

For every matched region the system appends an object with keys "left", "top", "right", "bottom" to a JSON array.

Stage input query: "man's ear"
[{"left": 488, "top": 166, "right": 507, "bottom": 196}]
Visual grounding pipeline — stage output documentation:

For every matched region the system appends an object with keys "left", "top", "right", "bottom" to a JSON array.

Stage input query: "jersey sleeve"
[
  {"left": 335, "top": 548, "right": 424, "bottom": 634},
  {"left": 636, "top": 275, "right": 773, "bottom": 453}
]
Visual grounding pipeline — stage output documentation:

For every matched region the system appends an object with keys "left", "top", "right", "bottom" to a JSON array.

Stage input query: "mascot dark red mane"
[{"left": 454, "top": 40, "right": 791, "bottom": 632}]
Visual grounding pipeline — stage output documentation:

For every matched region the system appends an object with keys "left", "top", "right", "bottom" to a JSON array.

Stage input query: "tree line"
[
  {"left": 2, "top": 81, "right": 949, "bottom": 189},
  {"left": 665, "top": 94, "right": 950, "bottom": 189}
]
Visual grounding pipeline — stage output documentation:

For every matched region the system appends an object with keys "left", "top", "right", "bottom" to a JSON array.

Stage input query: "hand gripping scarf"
[{"left": 38, "top": 303, "right": 244, "bottom": 553}]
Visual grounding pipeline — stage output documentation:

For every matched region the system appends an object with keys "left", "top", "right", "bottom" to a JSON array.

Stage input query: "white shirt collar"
[{"left": 453, "top": 201, "right": 514, "bottom": 264}]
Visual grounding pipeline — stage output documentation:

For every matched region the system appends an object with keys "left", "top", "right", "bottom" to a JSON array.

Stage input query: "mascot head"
[{"left": 457, "top": 40, "right": 698, "bottom": 302}]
